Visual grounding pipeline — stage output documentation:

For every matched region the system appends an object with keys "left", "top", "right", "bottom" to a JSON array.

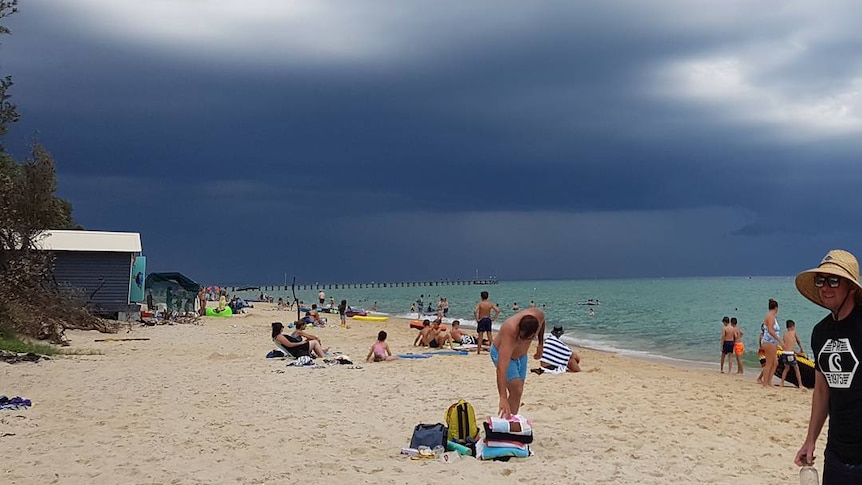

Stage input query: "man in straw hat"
[{"left": 793, "top": 249, "right": 862, "bottom": 482}]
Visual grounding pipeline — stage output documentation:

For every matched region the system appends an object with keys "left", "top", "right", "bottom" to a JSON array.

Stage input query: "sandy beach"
[{"left": 1, "top": 305, "right": 823, "bottom": 484}]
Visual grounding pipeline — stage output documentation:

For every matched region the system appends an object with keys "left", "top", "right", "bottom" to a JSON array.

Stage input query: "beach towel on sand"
[
  {"left": 0, "top": 396, "right": 32, "bottom": 410},
  {"left": 476, "top": 439, "right": 531, "bottom": 460},
  {"left": 483, "top": 416, "right": 533, "bottom": 444}
]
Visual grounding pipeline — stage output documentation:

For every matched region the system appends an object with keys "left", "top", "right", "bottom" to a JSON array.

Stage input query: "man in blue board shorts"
[
  {"left": 491, "top": 307, "right": 545, "bottom": 417},
  {"left": 474, "top": 291, "right": 500, "bottom": 355}
]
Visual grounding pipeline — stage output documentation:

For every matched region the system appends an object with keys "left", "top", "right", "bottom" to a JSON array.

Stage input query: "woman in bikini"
[{"left": 760, "top": 298, "right": 781, "bottom": 388}]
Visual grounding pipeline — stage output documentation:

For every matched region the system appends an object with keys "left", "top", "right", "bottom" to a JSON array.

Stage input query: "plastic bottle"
[
  {"left": 799, "top": 465, "right": 819, "bottom": 485},
  {"left": 432, "top": 445, "right": 445, "bottom": 459},
  {"left": 439, "top": 451, "right": 461, "bottom": 464}
]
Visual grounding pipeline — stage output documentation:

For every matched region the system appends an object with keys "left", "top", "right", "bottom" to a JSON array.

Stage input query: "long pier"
[{"left": 225, "top": 279, "right": 498, "bottom": 293}]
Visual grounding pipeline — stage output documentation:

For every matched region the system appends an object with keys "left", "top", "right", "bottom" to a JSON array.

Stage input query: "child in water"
[{"left": 366, "top": 331, "right": 398, "bottom": 363}]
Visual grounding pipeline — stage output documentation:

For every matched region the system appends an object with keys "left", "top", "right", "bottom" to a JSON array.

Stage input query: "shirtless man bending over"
[
  {"left": 474, "top": 291, "right": 500, "bottom": 355},
  {"left": 492, "top": 308, "right": 545, "bottom": 417}
]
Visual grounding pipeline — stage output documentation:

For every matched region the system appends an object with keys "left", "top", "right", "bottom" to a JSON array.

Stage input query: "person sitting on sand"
[
  {"left": 413, "top": 319, "right": 454, "bottom": 349},
  {"left": 271, "top": 322, "right": 326, "bottom": 358},
  {"left": 291, "top": 320, "right": 328, "bottom": 353},
  {"left": 449, "top": 320, "right": 473, "bottom": 345},
  {"left": 428, "top": 319, "right": 454, "bottom": 349},
  {"left": 449, "top": 320, "right": 489, "bottom": 351},
  {"left": 309, "top": 304, "right": 326, "bottom": 326},
  {"left": 217, "top": 290, "right": 228, "bottom": 313},
  {"left": 413, "top": 319, "right": 433, "bottom": 346},
  {"left": 366, "top": 331, "right": 398, "bottom": 362},
  {"left": 535, "top": 325, "right": 580, "bottom": 373},
  {"left": 301, "top": 311, "right": 315, "bottom": 326}
]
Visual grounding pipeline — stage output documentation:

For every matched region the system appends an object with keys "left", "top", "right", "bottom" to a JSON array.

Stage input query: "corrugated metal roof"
[{"left": 36, "top": 230, "right": 142, "bottom": 253}]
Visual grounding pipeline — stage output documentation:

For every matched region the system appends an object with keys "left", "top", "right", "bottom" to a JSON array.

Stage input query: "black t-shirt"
[{"left": 811, "top": 305, "right": 862, "bottom": 464}]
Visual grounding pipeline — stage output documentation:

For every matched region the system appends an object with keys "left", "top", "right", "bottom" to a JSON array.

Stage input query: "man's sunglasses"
[{"left": 814, "top": 275, "right": 842, "bottom": 288}]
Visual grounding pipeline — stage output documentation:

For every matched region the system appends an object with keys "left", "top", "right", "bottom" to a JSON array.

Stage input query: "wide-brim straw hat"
[{"left": 795, "top": 249, "right": 862, "bottom": 308}]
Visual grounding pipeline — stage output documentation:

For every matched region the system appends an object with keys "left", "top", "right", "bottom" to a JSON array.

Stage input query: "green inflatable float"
[{"left": 206, "top": 306, "right": 233, "bottom": 317}]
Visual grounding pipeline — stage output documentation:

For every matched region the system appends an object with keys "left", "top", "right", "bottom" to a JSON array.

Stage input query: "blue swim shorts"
[{"left": 490, "top": 344, "right": 528, "bottom": 382}]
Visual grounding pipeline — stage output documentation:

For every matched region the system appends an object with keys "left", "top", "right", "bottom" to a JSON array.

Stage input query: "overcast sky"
[{"left": 3, "top": 1, "right": 861, "bottom": 284}]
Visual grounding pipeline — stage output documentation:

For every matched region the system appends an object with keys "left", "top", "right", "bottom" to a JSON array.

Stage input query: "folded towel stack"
[{"left": 476, "top": 415, "right": 533, "bottom": 460}]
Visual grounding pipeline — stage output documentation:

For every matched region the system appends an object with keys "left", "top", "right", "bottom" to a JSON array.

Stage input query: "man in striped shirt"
[{"left": 539, "top": 326, "right": 581, "bottom": 373}]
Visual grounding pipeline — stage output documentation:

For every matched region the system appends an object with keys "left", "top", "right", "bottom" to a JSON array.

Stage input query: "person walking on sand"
[
  {"left": 780, "top": 319, "right": 805, "bottom": 389},
  {"left": 760, "top": 298, "right": 781, "bottom": 388},
  {"left": 731, "top": 317, "right": 744, "bottom": 375},
  {"left": 491, "top": 307, "right": 545, "bottom": 417},
  {"left": 474, "top": 291, "right": 500, "bottom": 355},
  {"left": 338, "top": 299, "right": 348, "bottom": 329},
  {"left": 794, "top": 250, "right": 862, "bottom": 482},
  {"left": 720, "top": 316, "right": 734, "bottom": 373}
]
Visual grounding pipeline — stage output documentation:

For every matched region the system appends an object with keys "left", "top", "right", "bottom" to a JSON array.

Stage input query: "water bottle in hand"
[{"left": 799, "top": 465, "right": 819, "bottom": 485}]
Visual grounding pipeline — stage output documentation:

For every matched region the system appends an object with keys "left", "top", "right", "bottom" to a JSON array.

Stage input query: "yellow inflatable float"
[{"left": 351, "top": 315, "right": 388, "bottom": 322}]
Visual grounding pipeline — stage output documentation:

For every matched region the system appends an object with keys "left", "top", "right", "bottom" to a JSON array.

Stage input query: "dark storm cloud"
[{"left": 2, "top": 1, "right": 861, "bottom": 282}]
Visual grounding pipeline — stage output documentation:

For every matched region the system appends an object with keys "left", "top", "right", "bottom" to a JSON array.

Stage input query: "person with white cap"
[{"left": 793, "top": 249, "right": 862, "bottom": 483}]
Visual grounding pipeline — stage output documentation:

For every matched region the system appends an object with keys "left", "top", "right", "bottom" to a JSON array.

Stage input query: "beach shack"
[
  {"left": 37, "top": 230, "right": 145, "bottom": 318},
  {"left": 144, "top": 272, "right": 201, "bottom": 314}
]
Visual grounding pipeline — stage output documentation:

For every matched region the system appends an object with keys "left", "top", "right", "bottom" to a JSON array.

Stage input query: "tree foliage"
[
  {"left": 0, "top": 2, "right": 116, "bottom": 343},
  {"left": 0, "top": 1, "right": 19, "bottom": 147}
]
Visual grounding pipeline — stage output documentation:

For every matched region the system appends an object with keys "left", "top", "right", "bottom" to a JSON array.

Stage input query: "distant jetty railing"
[{"left": 226, "top": 279, "right": 498, "bottom": 293}]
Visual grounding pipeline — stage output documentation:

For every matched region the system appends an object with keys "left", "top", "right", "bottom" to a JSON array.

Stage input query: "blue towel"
[
  {"left": 476, "top": 440, "right": 531, "bottom": 460},
  {"left": 0, "top": 396, "right": 32, "bottom": 410}
]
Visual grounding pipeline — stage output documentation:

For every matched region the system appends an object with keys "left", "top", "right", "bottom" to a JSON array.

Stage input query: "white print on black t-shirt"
[{"left": 819, "top": 338, "right": 860, "bottom": 389}]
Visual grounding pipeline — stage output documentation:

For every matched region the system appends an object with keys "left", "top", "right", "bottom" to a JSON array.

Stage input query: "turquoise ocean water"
[{"left": 235, "top": 277, "right": 827, "bottom": 368}]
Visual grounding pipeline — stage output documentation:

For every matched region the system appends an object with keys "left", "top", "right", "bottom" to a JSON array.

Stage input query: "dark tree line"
[{"left": 0, "top": 1, "right": 115, "bottom": 342}]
